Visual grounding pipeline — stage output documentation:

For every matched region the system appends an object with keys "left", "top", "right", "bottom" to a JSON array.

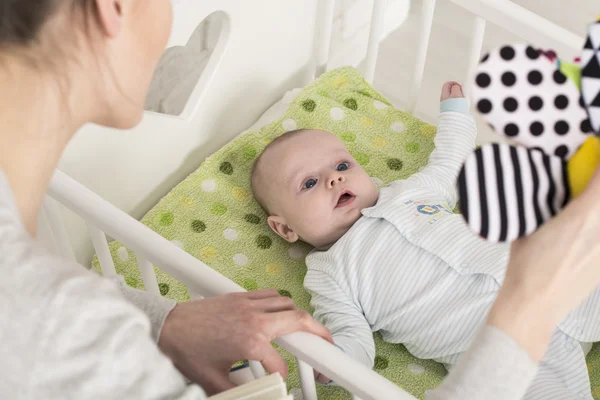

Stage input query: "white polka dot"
[
  {"left": 371, "top": 177, "right": 384, "bottom": 188},
  {"left": 407, "top": 363, "right": 425, "bottom": 374},
  {"left": 373, "top": 100, "right": 388, "bottom": 110},
  {"left": 282, "top": 119, "right": 297, "bottom": 131},
  {"left": 288, "top": 244, "right": 305, "bottom": 260},
  {"left": 201, "top": 179, "right": 217, "bottom": 192},
  {"left": 223, "top": 228, "right": 239, "bottom": 241},
  {"left": 233, "top": 253, "right": 249, "bottom": 266},
  {"left": 171, "top": 240, "right": 184, "bottom": 249},
  {"left": 391, "top": 121, "right": 405, "bottom": 132},
  {"left": 289, "top": 388, "right": 304, "bottom": 400},
  {"left": 117, "top": 246, "right": 129, "bottom": 261},
  {"left": 330, "top": 107, "right": 345, "bottom": 121}
]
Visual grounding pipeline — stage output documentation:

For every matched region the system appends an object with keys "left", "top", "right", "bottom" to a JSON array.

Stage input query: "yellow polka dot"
[
  {"left": 180, "top": 197, "right": 195, "bottom": 207},
  {"left": 420, "top": 125, "right": 436, "bottom": 137},
  {"left": 232, "top": 187, "right": 249, "bottom": 201},
  {"left": 372, "top": 136, "right": 388, "bottom": 149},
  {"left": 266, "top": 263, "right": 281, "bottom": 275},
  {"left": 263, "top": 137, "right": 273, "bottom": 146},
  {"left": 334, "top": 76, "right": 348, "bottom": 88},
  {"left": 200, "top": 246, "right": 217, "bottom": 262},
  {"left": 360, "top": 117, "right": 374, "bottom": 127},
  {"left": 593, "top": 386, "right": 600, "bottom": 399}
]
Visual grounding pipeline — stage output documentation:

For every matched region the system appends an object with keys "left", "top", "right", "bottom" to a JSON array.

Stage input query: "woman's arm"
[
  {"left": 112, "top": 276, "right": 176, "bottom": 342},
  {"left": 428, "top": 325, "right": 538, "bottom": 400},
  {"left": 430, "top": 167, "right": 600, "bottom": 399}
]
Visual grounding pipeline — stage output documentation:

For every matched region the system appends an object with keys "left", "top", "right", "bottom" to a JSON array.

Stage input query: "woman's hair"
[
  {"left": 0, "top": 0, "right": 93, "bottom": 48},
  {"left": 0, "top": 0, "right": 61, "bottom": 46}
]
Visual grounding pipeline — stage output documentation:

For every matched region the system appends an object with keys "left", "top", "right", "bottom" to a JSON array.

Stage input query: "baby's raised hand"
[{"left": 440, "top": 81, "right": 464, "bottom": 102}]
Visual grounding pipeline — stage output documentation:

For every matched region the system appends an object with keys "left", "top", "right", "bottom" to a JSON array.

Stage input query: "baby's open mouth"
[{"left": 336, "top": 190, "right": 356, "bottom": 208}]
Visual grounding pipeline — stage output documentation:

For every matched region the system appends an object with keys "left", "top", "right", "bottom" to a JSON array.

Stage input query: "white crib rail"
[
  {"left": 407, "top": 0, "right": 436, "bottom": 114},
  {"left": 407, "top": 0, "right": 583, "bottom": 114},
  {"left": 47, "top": 169, "right": 416, "bottom": 400},
  {"left": 312, "top": 0, "right": 336, "bottom": 80},
  {"left": 363, "top": 0, "right": 386, "bottom": 84}
]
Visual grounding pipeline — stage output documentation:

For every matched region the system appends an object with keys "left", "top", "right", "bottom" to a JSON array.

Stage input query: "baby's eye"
[
  {"left": 303, "top": 178, "right": 318, "bottom": 189},
  {"left": 336, "top": 162, "right": 350, "bottom": 171}
]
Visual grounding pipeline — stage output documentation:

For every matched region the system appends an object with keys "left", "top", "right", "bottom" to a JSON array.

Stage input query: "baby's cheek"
[{"left": 299, "top": 208, "right": 332, "bottom": 235}]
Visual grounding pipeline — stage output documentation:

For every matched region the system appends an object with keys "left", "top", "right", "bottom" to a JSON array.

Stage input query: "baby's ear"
[{"left": 267, "top": 215, "right": 299, "bottom": 243}]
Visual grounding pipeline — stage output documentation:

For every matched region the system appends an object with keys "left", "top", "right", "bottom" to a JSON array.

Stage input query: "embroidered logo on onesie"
[{"left": 405, "top": 200, "right": 453, "bottom": 224}]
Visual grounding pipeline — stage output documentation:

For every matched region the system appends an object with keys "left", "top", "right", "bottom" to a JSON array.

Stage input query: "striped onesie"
[{"left": 304, "top": 100, "right": 600, "bottom": 399}]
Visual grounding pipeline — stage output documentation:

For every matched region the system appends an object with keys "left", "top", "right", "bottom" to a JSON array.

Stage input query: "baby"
[{"left": 251, "top": 82, "right": 600, "bottom": 399}]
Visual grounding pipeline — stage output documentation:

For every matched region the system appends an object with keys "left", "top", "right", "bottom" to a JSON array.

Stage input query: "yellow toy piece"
[{"left": 568, "top": 136, "right": 600, "bottom": 197}]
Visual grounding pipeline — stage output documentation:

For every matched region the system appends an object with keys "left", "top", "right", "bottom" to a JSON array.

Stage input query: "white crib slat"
[
  {"left": 314, "top": 0, "right": 336, "bottom": 79},
  {"left": 463, "top": 16, "right": 486, "bottom": 96},
  {"left": 42, "top": 196, "right": 76, "bottom": 262},
  {"left": 135, "top": 252, "right": 161, "bottom": 296},
  {"left": 363, "top": 0, "right": 385, "bottom": 84},
  {"left": 297, "top": 359, "right": 318, "bottom": 400},
  {"left": 249, "top": 360, "right": 266, "bottom": 379},
  {"left": 88, "top": 224, "right": 117, "bottom": 277},
  {"left": 407, "top": 0, "right": 436, "bottom": 114}
]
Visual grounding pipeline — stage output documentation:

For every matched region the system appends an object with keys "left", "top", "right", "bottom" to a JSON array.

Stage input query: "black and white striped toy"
[{"left": 457, "top": 19, "right": 600, "bottom": 243}]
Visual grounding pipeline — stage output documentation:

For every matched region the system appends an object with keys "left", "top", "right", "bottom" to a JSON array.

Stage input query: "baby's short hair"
[{"left": 250, "top": 129, "right": 312, "bottom": 214}]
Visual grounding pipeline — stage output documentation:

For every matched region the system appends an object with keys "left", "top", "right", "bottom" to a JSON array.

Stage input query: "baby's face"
[{"left": 264, "top": 130, "right": 378, "bottom": 248}]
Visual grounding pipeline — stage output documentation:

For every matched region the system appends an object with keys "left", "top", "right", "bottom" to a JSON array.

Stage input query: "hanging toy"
[{"left": 457, "top": 18, "right": 600, "bottom": 243}]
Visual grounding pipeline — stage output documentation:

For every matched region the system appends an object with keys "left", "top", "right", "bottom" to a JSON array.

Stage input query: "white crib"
[{"left": 43, "top": 1, "right": 583, "bottom": 399}]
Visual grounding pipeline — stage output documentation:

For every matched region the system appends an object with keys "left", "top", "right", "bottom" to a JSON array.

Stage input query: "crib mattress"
[{"left": 93, "top": 67, "right": 600, "bottom": 399}]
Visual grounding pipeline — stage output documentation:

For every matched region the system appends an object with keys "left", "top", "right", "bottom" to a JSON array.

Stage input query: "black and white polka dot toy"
[
  {"left": 457, "top": 19, "right": 600, "bottom": 243},
  {"left": 472, "top": 43, "right": 590, "bottom": 159}
]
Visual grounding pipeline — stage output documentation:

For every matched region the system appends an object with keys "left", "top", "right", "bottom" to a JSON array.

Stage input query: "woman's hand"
[
  {"left": 488, "top": 167, "right": 600, "bottom": 360},
  {"left": 158, "top": 289, "right": 332, "bottom": 395}
]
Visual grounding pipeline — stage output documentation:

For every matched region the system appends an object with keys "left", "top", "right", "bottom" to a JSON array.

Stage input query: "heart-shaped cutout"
[
  {"left": 471, "top": 44, "right": 590, "bottom": 159},
  {"left": 458, "top": 143, "right": 569, "bottom": 243},
  {"left": 145, "top": 12, "right": 226, "bottom": 116}
]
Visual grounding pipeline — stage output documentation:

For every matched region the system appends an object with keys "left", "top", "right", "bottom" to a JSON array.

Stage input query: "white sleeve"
[
  {"left": 111, "top": 275, "right": 177, "bottom": 342},
  {"left": 429, "top": 325, "right": 538, "bottom": 400},
  {"left": 35, "top": 273, "right": 206, "bottom": 400},
  {"left": 304, "top": 269, "right": 375, "bottom": 368},
  {"left": 409, "top": 111, "right": 477, "bottom": 209}
]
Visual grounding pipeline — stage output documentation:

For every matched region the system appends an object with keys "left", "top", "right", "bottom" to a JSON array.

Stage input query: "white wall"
[{"left": 144, "top": 1, "right": 409, "bottom": 116}]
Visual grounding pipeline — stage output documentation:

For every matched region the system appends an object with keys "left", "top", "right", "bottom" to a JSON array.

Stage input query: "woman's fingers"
[
  {"left": 259, "top": 345, "right": 289, "bottom": 379},
  {"left": 265, "top": 309, "right": 333, "bottom": 344},
  {"left": 242, "top": 288, "right": 280, "bottom": 299},
  {"left": 197, "top": 368, "right": 236, "bottom": 396},
  {"left": 252, "top": 295, "right": 296, "bottom": 313}
]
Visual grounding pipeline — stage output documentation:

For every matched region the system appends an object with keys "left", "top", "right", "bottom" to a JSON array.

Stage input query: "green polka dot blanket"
[{"left": 93, "top": 66, "right": 600, "bottom": 399}]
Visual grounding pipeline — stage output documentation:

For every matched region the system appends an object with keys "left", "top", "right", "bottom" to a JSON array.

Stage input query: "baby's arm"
[
  {"left": 304, "top": 269, "right": 376, "bottom": 371},
  {"left": 409, "top": 82, "right": 477, "bottom": 209}
]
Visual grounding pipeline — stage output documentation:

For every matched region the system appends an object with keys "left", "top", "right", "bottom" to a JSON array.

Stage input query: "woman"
[{"left": 0, "top": 1, "right": 599, "bottom": 399}]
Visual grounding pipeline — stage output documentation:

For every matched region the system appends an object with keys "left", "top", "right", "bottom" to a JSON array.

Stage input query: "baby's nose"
[{"left": 329, "top": 175, "right": 345, "bottom": 187}]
